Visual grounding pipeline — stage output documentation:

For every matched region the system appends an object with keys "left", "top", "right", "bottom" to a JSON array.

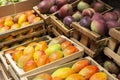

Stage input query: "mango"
[
  {"left": 45, "top": 44, "right": 61, "bottom": 56},
  {"left": 52, "top": 67, "right": 75, "bottom": 79},
  {"left": 52, "top": 77, "right": 63, "bottom": 80},
  {"left": 33, "top": 73, "right": 52, "bottom": 80},
  {"left": 89, "top": 72, "right": 107, "bottom": 80},
  {"left": 23, "top": 46, "right": 35, "bottom": 55},
  {"left": 77, "top": 1, "right": 90, "bottom": 12},
  {"left": 49, "top": 50, "right": 63, "bottom": 62},
  {"left": 63, "top": 46, "right": 78, "bottom": 57},
  {"left": 18, "top": 14, "right": 27, "bottom": 25},
  {"left": 23, "top": 59, "right": 37, "bottom": 72},
  {"left": 72, "top": 59, "right": 90, "bottom": 72},
  {"left": 72, "top": 11, "right": 82, "bottom": 22},
  {"left": 35, "top": 41, "right": 48, "bottom": 51},
  {"left": 79, "top": 65, "right": 98, "bottom": 79},
  {"left": 17, "top": 54, "right": 32, "bottom": 68},
  {"left": 90, "top": 19, "right": 107, "bottom": 35},
  {"left": 65, "top": 74, "right": 85, "bottom": 80},
  {"left": 61, "top": 41, "right": 72, "bottom": 50},
  {"left": 12, "top": 50, "right": 23, "bottom": 62},
  {"left": 92, "top": 1, "right": 105, "bottom": 13},
  {"left": 103, "top": 60, "right": 119, "bottom": 74},
  {"left": 82, "top": 8, "right": 95, "bottom": 17},
  {"left": 4, "top": 20, "right": 14, "bottom": 27}
]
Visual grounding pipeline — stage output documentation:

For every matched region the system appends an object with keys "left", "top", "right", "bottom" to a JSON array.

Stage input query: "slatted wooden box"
[
  {"left": 71, "top": 22, "right": 109, "bottom": 57},
  {"left": 0, "top": 35, "right": 84, "bottom": 79},
  {"left": 104, "top": 27, "right": 120, "bottom": 67},
  {"left": 0, "top": 10, "right": 47, "bottom": 49},
  {"left": 24, "top": 56, "right": 118, "bottom": 80},
  {"left": 33, "top": 0, "right": 79, "bottom": 25},
  {"left": 50, "top": 0, "right": 113, "bottom": 37}
]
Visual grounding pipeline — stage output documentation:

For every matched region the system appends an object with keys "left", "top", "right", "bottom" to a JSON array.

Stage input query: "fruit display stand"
[
  {"left": 104, "top": 27, "right": 120, "bottom": 67},
  {"left": 26, "top": 56, "right": 117, "bottom": 80},
  {"left": 71, "top": 22, "right": 108, "bottom": 57},
  {"left": 49, "top": 0, "right": 113, "bottom": 37},
  {"left": 0, "top": 35, "right": 84, "bottom": 79}
]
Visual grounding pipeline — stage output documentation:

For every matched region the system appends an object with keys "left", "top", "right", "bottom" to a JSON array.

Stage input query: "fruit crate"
[
  {"left": 71, "top": 22, "right": 108, "bottom": 57},
  {"left": 0, "top": 10, "right": 47, "bottom": 49},
  {"left": 25, "top": 56, "right": 117, "bottom": 80},
  {"left": 32, "top": 0, "right": 79, "bottom": 25},
  {"left": 47, "top": 24, "right": 67, "bottom": 37},
  {"left": 33, "top": 6, "right": 57, "bottom": 25},
  {"left": 50, "top": 0, "right": 113, "bottom": 37},
  {"left": 104, "top": 27, "right": 120, "bottom": 67},
  {"left": 0, "top": 62, "right": 12, "bottom": 80},
  {"left": 0, "top": 35, "right": 52, "bottom": 80},
  {"left": 0, "top": 35, "right": 84, "bottom": 79}
]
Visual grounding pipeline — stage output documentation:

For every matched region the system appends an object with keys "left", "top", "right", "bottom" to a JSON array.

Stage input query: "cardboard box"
[
  {"left": 14, "top": 0, "right": 40, "bottom": 13},
  {"left": 0, "top": 4, "right": 15, "bottom": 17},
  {"left": 0, "top": 0, "right": 40, "bottom": 17}
]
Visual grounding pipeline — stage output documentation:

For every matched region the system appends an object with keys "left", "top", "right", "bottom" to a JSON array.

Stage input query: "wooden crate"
[
  {"left": 71, "top": 22, "right": 108, "bottom": 57},
  {"left": 0, "top": 35, "right": 84, "bottom": 79},
  {"left": 104, "top": 28, "right": 120, "bottom": 67},
  {"left": 0, "top": 62, "right": 12, "bottom": 80},
  {"left": 0, "top": 10, "right": 47, "bottom": 49},
  {"left": 33, "top": 0, "right": 79, "bottom": 25},
  {"left": 33, "top": 6, "right": 56, "bottom": 25},
  {"left": 0, "top": 35, "right": 52, "bottom": 80},
  {"left": 25, "top": 56, "right": 117, "bottom": 80},
  {"left": 47, "top": 24, "right": 71, "bottom": 37},
  {"left": 50, "top": 0, "right": 112, "bottom": 37}
]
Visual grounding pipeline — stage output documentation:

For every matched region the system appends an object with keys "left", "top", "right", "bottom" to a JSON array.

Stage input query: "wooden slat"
[
  {"left": 108, "top": 38, "right": 118, "bottom": 51},
  {"left": 90, "top": 40, "right": 97, "bottom": 51},
  {"left": 52, "top": 27, "right": 61, "bottom": 36},
  {"left": 72, "top": 29, "right": 80, "bottom": 40},
  {"left": 33, "top": 6, "right": 48, "bottom": 20},
  {"left": 0, "top": 29, "right": 46, "bottom": 48},
  {"left": 109, "top": 28, "right": 120, "bottom": 42},
  {"left": 72, "top": 22, "right": 101, "bottom": 41},
  {"left": 104, "top": 47, "right": 120, "bottom": 67},
  {"left": 71, "top": 38, "right": 95, "bottom": 57},
  {"left": 80, "top": 34, "right": 89, "bottom": 46},
  {"left": 117, "top": 46, "right": 120, "bottom": 56},
  {"left": 0, "top": 19, "right": 44, "bottom": 39},
  {"left": 50, "top": 15, "right": 71, "bottom": 37}
]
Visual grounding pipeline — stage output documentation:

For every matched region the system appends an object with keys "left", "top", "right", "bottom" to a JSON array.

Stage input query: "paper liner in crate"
[{"left": 2, "top": 35, "right": 84, "bottom": 78}]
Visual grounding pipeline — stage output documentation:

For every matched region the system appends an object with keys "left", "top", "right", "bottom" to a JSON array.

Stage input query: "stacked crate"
[{"left": 104, "top": 27, "right": 120, "bottom": 67}]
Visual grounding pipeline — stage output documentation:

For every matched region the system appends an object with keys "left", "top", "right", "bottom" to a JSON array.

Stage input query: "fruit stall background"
[{"left": 0, "top": 0, "right": 119, "bottom": 80}]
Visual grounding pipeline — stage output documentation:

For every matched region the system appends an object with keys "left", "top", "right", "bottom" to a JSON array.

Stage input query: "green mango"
[
  {"left": 52, "top": 67, "right": 75, "bottom": 79},
  {"left": 45, "top": 44, "right": 61, "bottom": 56}
]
